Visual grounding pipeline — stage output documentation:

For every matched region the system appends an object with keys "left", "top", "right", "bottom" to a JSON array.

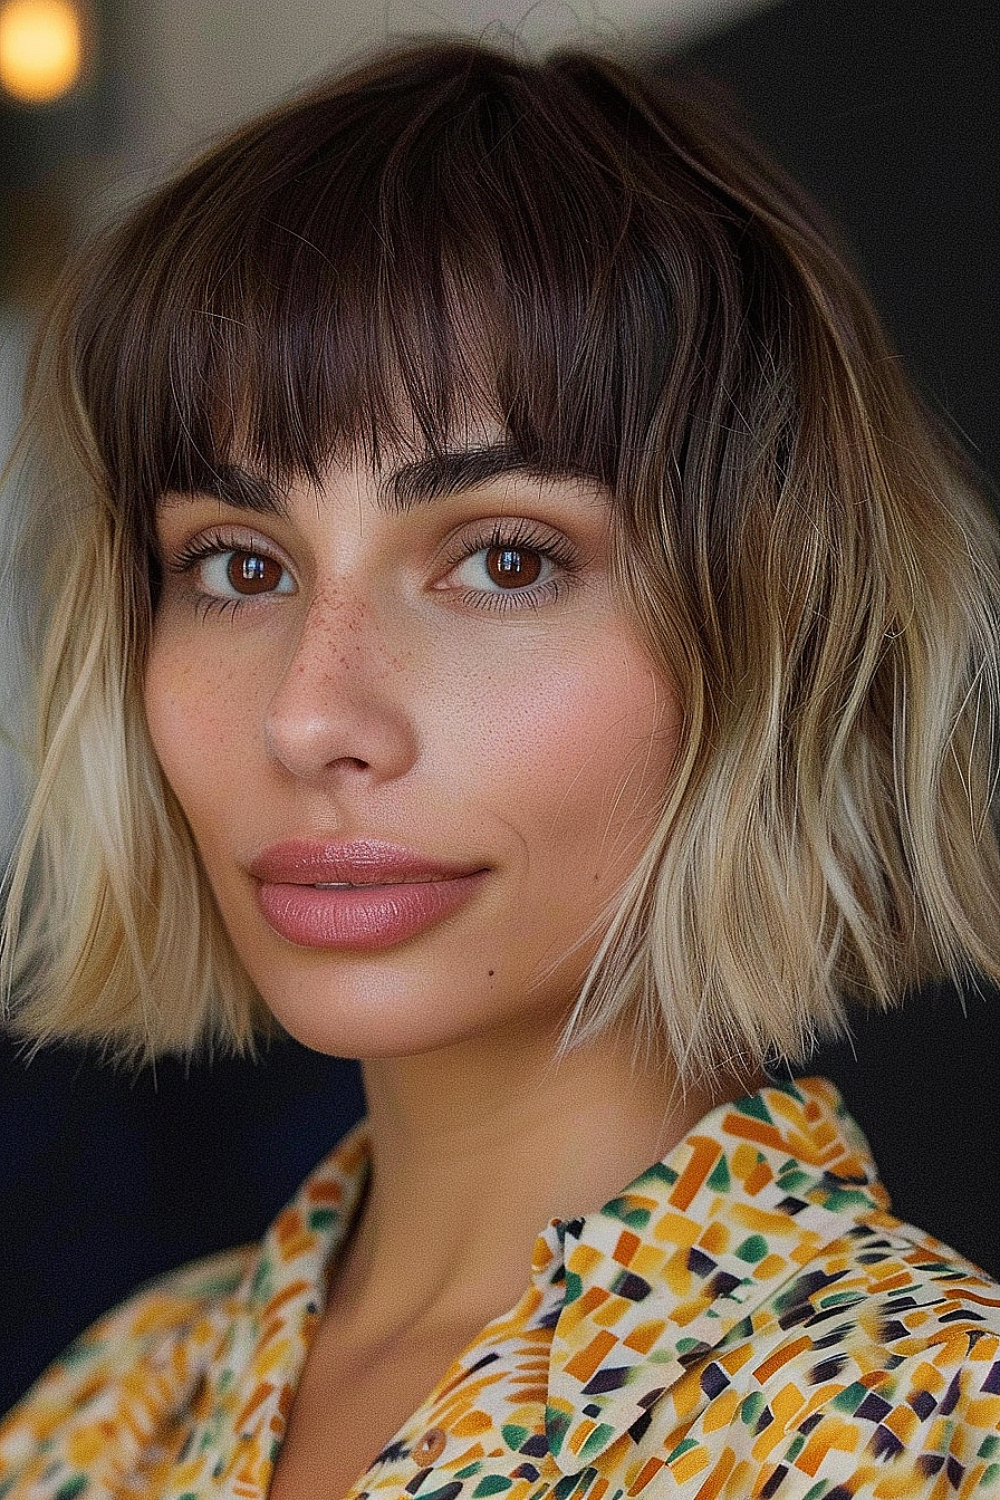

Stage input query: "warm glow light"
[{"left": 0, "top": 0, "right": 83, "bottom": 104}]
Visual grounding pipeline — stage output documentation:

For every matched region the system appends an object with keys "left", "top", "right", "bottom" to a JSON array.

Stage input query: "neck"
[{"left": 327, "top": 1013, "right": 750, "bottom": 1342}]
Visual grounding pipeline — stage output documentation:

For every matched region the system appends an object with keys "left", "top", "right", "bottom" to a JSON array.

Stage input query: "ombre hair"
[{"left": 3, "top": 40, "right": 1000, "bottom": 1078}]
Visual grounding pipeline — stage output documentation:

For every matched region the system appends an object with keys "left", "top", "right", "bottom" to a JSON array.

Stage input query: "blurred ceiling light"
[{"left": 0, "top": 0, "right": 84, "bottom": 104}]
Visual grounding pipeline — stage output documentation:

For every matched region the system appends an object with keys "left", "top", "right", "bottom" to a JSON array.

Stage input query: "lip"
[
  {"left": 249, "top": 838, "right": 483, "bottom": 886},
  {"left": 249, "top": 839, "right": 488, "bottom": 950}
]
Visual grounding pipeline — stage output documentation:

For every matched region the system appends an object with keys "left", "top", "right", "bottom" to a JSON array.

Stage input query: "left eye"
[
  {"left": 200, "top": 549, "right": 295, "bottom": 598},
  {"left": 452, "top": 544, "right": 549, "bottom": 591}
]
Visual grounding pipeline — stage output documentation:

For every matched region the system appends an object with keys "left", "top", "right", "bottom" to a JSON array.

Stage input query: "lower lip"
[{"left": 255, "top": 874, "right": 487, "bottom": 949}]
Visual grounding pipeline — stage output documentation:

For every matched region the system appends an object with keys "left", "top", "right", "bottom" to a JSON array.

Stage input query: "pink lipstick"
[{"left": 249, "top": 839, "right": 487, "bottom": 949}]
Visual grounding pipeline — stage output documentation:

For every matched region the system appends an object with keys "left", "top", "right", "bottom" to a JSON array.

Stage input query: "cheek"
[
  {"left": 432, "top": 636, "right": 679, "bottom": 878},
  {"left": 142, "top": 629, "right": 261, "bottom": 839}
]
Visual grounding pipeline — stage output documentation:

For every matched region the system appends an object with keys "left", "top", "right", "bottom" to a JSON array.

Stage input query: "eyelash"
[
  {"left": 166, "top": 528, "right": 283, "bottom": 620},
  {"left": 164, "top": 519, "right": 579, "bottom": 618}
]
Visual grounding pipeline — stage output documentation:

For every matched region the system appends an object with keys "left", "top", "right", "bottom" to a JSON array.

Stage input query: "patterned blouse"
[{"left": 2, "top": 1076, "right": 999, "bottom": 1499}]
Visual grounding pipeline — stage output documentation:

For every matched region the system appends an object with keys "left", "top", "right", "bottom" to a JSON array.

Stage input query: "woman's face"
[{"left": 144, "top": 441, "right": 682, "bottom": 1058}]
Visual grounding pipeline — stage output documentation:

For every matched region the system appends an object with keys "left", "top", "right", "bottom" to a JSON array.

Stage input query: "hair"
[{"left": 3, "top": 38, "right": 1000, "bottom": 1080}]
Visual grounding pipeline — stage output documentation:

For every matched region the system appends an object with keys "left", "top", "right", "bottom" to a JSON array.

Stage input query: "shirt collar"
[
  {"left": 199, "top": 1076, "right": 888, "bottom": 1490},
  {"left": 536, "top": 1076, "right": 889, "bottom": 1472}
]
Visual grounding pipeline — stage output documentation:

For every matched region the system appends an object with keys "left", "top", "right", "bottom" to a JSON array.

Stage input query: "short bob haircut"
[{"left": 3, "top": 40, "right": 1000, "bottom": 1080}]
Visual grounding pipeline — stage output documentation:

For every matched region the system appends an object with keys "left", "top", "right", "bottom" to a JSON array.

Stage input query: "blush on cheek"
[
  {"left": 143, "top": 647, "right": 257, "bottom": 839},
  {"left": 484, "top": 645, "right": 672, "bottom": 802},
  {"left": 444, "top": 645, "right": 676, "bottom": 912}
]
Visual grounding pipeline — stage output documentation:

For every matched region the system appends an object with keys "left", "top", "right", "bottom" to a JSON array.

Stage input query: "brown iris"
[
  {"left": 484, "top": 545, "right": 542, "bottom": 588},
  {"left": 226, "top": 551, "right": 283, "bottom": 594}
]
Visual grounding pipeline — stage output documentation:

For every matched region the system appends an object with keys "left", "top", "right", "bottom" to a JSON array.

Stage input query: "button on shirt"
[{"left": 2, "top": 1076, "right": 999, "bottom": 1498}]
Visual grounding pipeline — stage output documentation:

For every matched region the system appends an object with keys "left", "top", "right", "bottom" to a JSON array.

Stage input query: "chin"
[
  {"left": 225, "top": 884, "right": 585, "bottom": 1061},
  {"left": 251, "top": 968, "right": 502, "bottom": 1060}
]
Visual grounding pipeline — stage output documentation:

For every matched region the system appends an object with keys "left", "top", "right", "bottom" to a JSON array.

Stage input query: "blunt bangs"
[{"left": 67, "top": 43, "right": 789, "bottom": 573}]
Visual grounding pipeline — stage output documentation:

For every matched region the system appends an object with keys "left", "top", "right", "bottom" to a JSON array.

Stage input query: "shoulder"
[
  {"left": 0, "top": 1244, "right": 252, "bottom": 1486},
  {"left": 550, "top": 1079, "right": 1000, "bottom": 1495},
  {"left": 666, "top": 1215, "right": 1000, "bottom": 1497},
  {"left": 0, "top": 1123, "right": 368, "bottom": 1496}
]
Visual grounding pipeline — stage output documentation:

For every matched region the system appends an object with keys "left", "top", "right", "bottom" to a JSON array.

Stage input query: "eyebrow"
[
  {"left": 160, "top": 443, "right": 586, "bottom": 515},
  {"left": 380, "top": 442, "right": 561, "bottom": 512},
  {"left": 160, "top": 464, "right": 289, "bottom": 516}
]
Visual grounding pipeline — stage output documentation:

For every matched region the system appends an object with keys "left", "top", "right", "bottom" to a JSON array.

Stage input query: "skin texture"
[{"left": 144, "top": 450, "right": 737, "bottom": 1490}]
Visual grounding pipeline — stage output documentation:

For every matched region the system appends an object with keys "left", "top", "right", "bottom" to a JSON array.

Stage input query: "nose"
[{"left": 264, "top": 592, "right": 418, "bottom": 786}]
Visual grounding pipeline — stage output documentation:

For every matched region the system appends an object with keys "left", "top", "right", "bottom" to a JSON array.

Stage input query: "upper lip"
[{"left": 249, "top": 839, "right": 486, "bottom": 887}]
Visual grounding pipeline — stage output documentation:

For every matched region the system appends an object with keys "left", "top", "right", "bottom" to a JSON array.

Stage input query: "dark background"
[{"left": 2, "top": 0, "right": 998, "bottom": 1414}]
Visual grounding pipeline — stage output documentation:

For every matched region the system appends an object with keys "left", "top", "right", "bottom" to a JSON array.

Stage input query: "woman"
[{"left": 2, "top": 38, "right": 999, "bottom": 1499}]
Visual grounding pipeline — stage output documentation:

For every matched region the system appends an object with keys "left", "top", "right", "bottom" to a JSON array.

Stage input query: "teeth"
[{"left": 314, "top": 882, "right": 354, "bottom": 889}]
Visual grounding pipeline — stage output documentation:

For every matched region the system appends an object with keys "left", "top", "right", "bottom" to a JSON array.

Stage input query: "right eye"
[{"left": 195, "top": 547, "right": 297, "bottom": 599}]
